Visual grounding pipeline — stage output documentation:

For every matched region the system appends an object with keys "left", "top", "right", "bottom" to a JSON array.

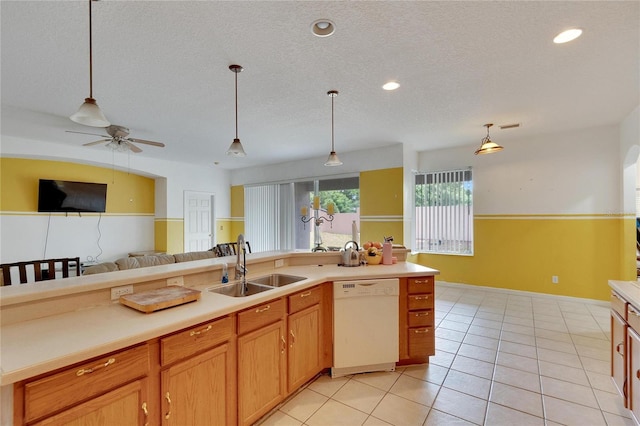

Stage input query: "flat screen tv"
[{"left": 38, "top": 179, "right": 107, "bottom": 213}]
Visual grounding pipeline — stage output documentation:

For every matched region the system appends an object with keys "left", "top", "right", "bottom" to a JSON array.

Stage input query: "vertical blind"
[
  {"left": 414, "top": 168, "right": 473, "bottom": 254},
  {"left": 245, "top": 184, "right": 280, "bottom": 252}
]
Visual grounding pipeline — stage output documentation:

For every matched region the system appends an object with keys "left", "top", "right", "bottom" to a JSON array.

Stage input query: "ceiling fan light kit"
[
  {"left": 70, "top": 0, "right": 110, "bottom": 128},
  {"left": 474, "top": 123, "right": 503, "bottom": 155},
  {"left": 324, "top": 90, "right": 343, "bottom": 166},
  {"left": 226, "top": 64, "right": 247, "bottom": 157}
]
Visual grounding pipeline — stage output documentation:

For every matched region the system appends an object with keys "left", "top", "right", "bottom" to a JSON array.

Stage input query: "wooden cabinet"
[
  {"left": 237, "top": 298, "right": 286, "bottom": 426},
  {"left": 611, "top": 298, "right": 627, "bottom": 401},
  {"left": 17, "top": 344, "right": 150, "bottom": 425},
  {"left": 32, "top": 379, "right": 149, "bottom": 426},
  {"left": 287, "top": 286, "right": 322, "bottom": 391},
  {"left": 160, "top": 316, "right": 235, "bottom": 426},
  {"left": 399, "top": 276, "right": 435, "bottom": 363},
  {"left": 628, "top": 326, "right": 640, "bottom": 423}
]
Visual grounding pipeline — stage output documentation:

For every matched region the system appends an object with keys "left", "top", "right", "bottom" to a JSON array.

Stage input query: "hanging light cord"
[
  {"left": 234, "top": 70, "right": 239, "bottom": 139},
  {"left": 88, "top": 0, "right": 94, "bottom": 99},
  {"left": 331, "top": 94, "right": 335, "bottom": 151}
]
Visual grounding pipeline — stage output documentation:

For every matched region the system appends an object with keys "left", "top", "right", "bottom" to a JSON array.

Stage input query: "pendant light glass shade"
[
  {"left": 226, "top": 64, "right": 246, "bottom": 157},
  {"left": 474, "top": 123, "right": 503, "bottom": 155},
  {"left": 70, "top": 0, "right": 110, "bottom": 128},
  {"left": 70, "top": 97, "right": 110, "bottom": 127},
  {"left": 325, "top": 151, "right": 342, "bottom": 166},
  {"left": 324, "top": 90, "right": 343, "bottom": 166},
  {"left": 227, "top": 138, "right": 246, "bottom": 157}
]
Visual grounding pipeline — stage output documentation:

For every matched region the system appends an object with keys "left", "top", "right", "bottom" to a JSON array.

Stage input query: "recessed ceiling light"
[
  {"left": 382, "top": 81, "right": 400, "bottom": 91},
  {"left": 553, "top": 28, "right": 582, "bottom": 44},
  {"left": 311, "top": 19, "right": 335, "bottom": 37}
]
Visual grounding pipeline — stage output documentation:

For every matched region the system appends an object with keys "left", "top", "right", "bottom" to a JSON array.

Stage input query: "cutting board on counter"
[{"left": 119, "top": 285, "right": 201, "bottom": 313}]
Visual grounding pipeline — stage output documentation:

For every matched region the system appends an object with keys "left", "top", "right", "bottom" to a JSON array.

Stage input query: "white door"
[{"left": 184, "top": 191, "right": 214, "bottom": 252}]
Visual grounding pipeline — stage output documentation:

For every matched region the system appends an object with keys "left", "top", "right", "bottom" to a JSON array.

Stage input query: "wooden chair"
[
  {"left": 213, "top": 242, "right": 252, "bottom": 257},
  {"left": 0, "top": 257, "right": 80, "bottom": 285}
]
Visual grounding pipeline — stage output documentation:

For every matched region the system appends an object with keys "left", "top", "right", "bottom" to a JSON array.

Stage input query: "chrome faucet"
[{"left": 235, "top": 233, "right": 247, "bottom": 282}]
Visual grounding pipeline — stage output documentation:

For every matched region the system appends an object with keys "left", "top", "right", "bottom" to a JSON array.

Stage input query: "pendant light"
[
  {"left": 226, "top": 64, "right": 246, "bottom": 157},
  {"left": 474, "top": 123, "right": 503, "bottom": 155},
  {"left": 70, "top": 0, "right": 110, "bottom": 128},
  {"left": 324, "top": 90, "right": 343, "bottom": 166}
]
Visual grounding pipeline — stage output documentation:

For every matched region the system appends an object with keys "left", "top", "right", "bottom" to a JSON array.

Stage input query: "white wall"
[
  {"left": 418, "top": 125, "right": 621, "bottom": 216},
  {"left": 0, "top": 135, "right": 231, "bottom": 262},
  {"left": 230, "top": 144, "right": 404, "bottom": 186}
]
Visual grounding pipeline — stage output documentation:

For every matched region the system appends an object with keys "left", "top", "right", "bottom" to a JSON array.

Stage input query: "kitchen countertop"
[
  {"left": 0, "top": 260, "right": 438, "bottom": 386},
  {"left": 609, "top": 280, "right": 640, "bottom": 308}
]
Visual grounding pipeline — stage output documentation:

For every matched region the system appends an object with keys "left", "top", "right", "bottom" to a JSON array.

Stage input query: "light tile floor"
[{"left": 259, "top": 282, "right": 636, "bottom": 426}]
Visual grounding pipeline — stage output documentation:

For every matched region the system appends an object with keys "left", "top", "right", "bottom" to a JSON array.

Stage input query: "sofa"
[{"left": 83, "top": 251, "right": 217, "bottom": 275}]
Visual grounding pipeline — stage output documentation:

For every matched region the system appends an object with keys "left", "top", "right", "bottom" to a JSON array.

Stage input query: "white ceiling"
[{"left": 1, "top": 1, "right": 638, "bottom": 170}]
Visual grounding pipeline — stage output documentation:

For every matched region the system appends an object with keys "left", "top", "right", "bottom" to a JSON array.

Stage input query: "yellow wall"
[
  {"left": 359, "top": 167, "right": 404, "bottom": 245},
  {"left": 229, "top": 185, "right": 245, "bottom": 240},
  {"left": 415, "top": 215, "right": 629, "bottom": 300},
  {"left": 216, "top": 219, "right": 232, "bottom": 243},
  {"left": 154, "top": 219, "right": 183, "bottom": 254},
  {"left": 0, "top": 158, "right": 154, "bottom": 214}
]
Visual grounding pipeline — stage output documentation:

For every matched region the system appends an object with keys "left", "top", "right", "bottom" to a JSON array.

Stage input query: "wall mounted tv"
[{"left": 38, "top": 179, "right": 107, "bottom": 213}]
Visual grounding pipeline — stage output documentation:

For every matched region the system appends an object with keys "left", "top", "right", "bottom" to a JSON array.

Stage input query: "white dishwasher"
[{"left": 332, "top": 278, "right": 399, "bottom": 378}]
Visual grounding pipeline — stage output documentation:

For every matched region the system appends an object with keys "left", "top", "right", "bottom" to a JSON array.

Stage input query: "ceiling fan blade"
[
  {"left": 128, "top": 138, "right": 165, "bottom": 147},
  {"left": 83, "top": 139, "right": 110, "bottom": 146},
  {"left": 124, "top": 141, "right": 143, "bottom": 153},
  {"left": 66, "top": 130, "right": 109, "bottom": 138}
]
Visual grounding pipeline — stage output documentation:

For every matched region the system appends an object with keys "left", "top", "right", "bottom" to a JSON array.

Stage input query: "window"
[
  {"left": 245, "top": 176, "right": 359, "bottom": 252},
  {"left": 414, "top": 168, "right": 473, "bottom": 254}
]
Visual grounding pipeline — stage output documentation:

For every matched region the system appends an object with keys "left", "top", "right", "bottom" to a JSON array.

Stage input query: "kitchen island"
[{"left": 1, "top": 250, "right": 438, "bottom": 425}]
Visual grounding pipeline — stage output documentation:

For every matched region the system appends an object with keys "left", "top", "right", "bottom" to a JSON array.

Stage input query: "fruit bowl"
[{"left": 366, "top": 254, "right": 383, "bottom": 265}]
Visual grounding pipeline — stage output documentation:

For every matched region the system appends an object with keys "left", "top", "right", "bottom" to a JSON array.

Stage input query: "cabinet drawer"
[
  {"left": 408, "top": 277, "right": 434, "bottom": 294},
  {"left": 628, "top": 304, "right": 640, "bottom": 333},
  {"left": 24, "top": 344, "right": 149, "bottom": 423},
  {"left": 238, "top": 298, "right": 286, "bottom": 335},
  {"left": 408, "top": 309, "right": 434, "bottom": 328},
  {"left": 612, "top": 291, "right": 628, "bottom": 320},
  {"left": 161, "top": 315, "right": 234, "bottom": 366},
  {"left": 408, "top": 294, "right": 433, "bottom": 311},
  {"left": 289, "top": 286, "right": 321, "bottom": 314},
  {"left": 408, "top": 327, "right": 435, "bottom": 358}
]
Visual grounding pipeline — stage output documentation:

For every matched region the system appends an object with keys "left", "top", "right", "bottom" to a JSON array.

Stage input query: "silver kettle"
[{"left": 341, "top": 241, "right": 361, "bottom": 267}]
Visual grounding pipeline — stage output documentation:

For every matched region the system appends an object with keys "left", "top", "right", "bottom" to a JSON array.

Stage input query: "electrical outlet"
[
  {"left": 167, "top": 276, "right": 184, "bottom": 286},
  {"left": 111, "top": 285, "right": 133, "bottom": 300},
  {"left": 552, "top": 276, "right": 559, "bottom": 284},
  {"left": 274, "top": 259, "right": 284, "bottom": 268}
]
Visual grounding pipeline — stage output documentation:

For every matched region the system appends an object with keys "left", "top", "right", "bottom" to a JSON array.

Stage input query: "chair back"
[
  {"left": 213, "top": 241, "right": 252, "bottom": 257},
  {"left": 0, "top": 257, "right": 80, "bottom": 285}
]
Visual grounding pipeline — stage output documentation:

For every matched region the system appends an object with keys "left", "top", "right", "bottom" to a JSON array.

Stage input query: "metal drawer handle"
[
  {"left": 637, "top": 369, "right": 640, "bottom": 380},
  {"left": 414, "top": 280, "right": 428, "bottom": 284},
  {"left": 629, "top": 307, "right": 640, "bottom": 317},
  {"left": 414, "top": 329, "right": 430, "bottom": 334},
  {"left": 281, "top": 335, "right": 286, "bottom": 353},
  {"left": 413, "top": 295, "right": 430, "bottom": 300},
  {"left": 300, "top": 291, "right": 312, "bottom": 298},
  {"left": 290, "top": 329, "right": 296, "bottom": 346},
  {"left": 142, "top": 402, "right": 149, "bottom": 426},
  {"left": 617, "top": 342, "right": 625, "bottom": 356},
  {"left": 256, "top": 305, "right": 271, "bottom": 313},
  {"left": 165, "top": 392, "right": 172, "bottom": 419},
  {"left": 76, "top": 357, "right": 115, "bottom": 376},
  {"left": 612, "top": 292, "right": 624, "bottom": 301},
  {"left": 190, "top": 325, "right": 212, "bottom": 336},
  {"left": 415, "top": 312, "right": 430, "bottom": 317}
]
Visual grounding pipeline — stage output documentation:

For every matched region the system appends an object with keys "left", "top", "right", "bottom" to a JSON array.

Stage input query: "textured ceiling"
[{"left": 1, "top": 1, "right": 638, "bottom": 170}]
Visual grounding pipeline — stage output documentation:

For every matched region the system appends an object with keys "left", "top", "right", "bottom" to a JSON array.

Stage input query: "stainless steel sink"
[
  {"left": 208, "top": 282, "right": 274, "bottom": 297},
  {"left": 247, "top": 274, "right": 306, "bottom": 287}
]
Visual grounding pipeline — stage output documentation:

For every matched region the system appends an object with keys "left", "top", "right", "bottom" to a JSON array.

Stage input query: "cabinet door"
[
  {"left": 288, "top": 304, "right": 321, "bottom": 391},
  {"left": 33, "top": 379, "right": 149, "bottom": 426},
  {"left": 161, "top": 342, "right": 235, "bottom": 426},
  {"left": 612, "top": 309, "right": 628, "bottom": 403},
  {"left": 629, "top": 327, "right": 640, "bottom": 423},
  {"left": 238, "top": 320, "right": 286, "bottom": 426}
]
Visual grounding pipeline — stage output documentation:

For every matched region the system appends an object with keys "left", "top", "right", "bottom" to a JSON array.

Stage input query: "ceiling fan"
[{"left": 66, "top": 125, "right": 165, "bottom": 153}]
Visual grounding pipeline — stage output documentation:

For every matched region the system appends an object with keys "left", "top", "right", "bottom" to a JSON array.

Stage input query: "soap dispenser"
[
  {"left": 221, "top": 263, "right": 229, "bottom": 283},
  {"left": 382, "top": 236, "right": 393, "bottom": 265}
]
